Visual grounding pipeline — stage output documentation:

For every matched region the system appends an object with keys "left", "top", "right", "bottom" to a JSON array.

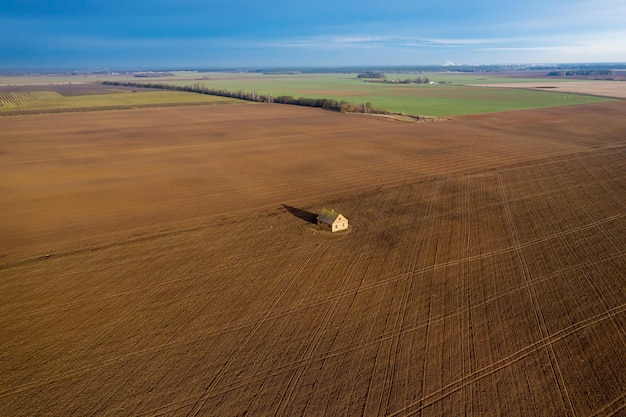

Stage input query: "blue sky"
[{"left": 2, "top": 0, "right": 625, "bottom": 69}]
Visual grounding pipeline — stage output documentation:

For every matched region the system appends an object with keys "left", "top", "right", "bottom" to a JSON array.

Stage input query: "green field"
[
  {"left": 0, "top": 71, "right": 613, "bottom": 116},
  {"left": 160, "top": 73, "right": 610, "bottom": 116},
  {"left": 0, "top": 89, "right": 246, "bottom": 114}
]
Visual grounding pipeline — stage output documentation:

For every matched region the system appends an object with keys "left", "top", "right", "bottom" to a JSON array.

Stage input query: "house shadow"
[{"left": 282, "top": 204, "right": 317, "bottom": 224}]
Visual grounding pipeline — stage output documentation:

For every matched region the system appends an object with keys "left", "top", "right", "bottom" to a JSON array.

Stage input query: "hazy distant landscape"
[{"left": 0, "top": 67, "right": 621, "bottom": 116}]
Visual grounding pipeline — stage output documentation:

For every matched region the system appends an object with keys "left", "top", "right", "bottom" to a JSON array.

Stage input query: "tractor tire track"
[{"left": 386, "top": 304, "right": 626, "bottom": 417}]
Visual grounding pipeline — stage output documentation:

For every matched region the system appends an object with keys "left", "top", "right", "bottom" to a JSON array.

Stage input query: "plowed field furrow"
[
  {"left": 2, "top": 102, "right": 626, "bottom": 416},
  {"left": 2, "top": 228, "right": 620, "bottom": 360},
  {"left": 297, "top": 280, "right": 384, "bottom": 414},
  {"left": 385, "top": 304, "right": 626, "bottom": 417},
  {"left": 362, "top": 281, "right": 408, "bottom": 416},
  {"left": 533, "top": 160, "right": 626, "bottom": 411},
  {"left": 273, "top": 255, "right": 366, "bottom": 415},
  {"left": 588, "top": 393, "right": 626, "bottom": 417},
  {"left": 498, "top": 173, "right": 577, "bottom": 416},
  {"left": 553, "top": 315, "right": 626, "bottom": 416},
  {"left": 374, "top": 181, "right": 442, "bottom": 416},
  {"left": 0, "top": 159, "right": 616, "bottom": 272},
  {"left": 2, "top": 108, "right": 620, "bottom": 261},
  {"left": 574, "top": 153, "right": 626, "bottom": 212},
  {"left": 486, "top": 172, "right": 626, "bottom": 215},
  {"left": 3, "top": 257, "right": 624, "bottom": 414},
  {"left": 2, "top": 230, "right": 623, "bottom": 403},
  {"left": 462, "top": 174, "right": 475, "bottom": 415},
  {"left": 160, "top": 267, "right": 317, "bottom": 415},
  {"left": 294, "top": 183, "right": 409, "bottom": 416},
  {"left": 185, "top": 252, "right": 316, "bottom": 416},
  {"left": 607, "top": 402, "right": 626, "bottom": 417},
  {"left": 407, "top": 182, "right": 443, "bottom": 416},
  {"left": 540, "top": 158, "right": 626, "bottom": 308}
]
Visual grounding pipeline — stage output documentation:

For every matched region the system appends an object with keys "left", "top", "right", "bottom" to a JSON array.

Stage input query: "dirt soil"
[
  {"left": 479, "top": 81, "right": 626, "bottom": 99},
  {"left": 0, "top": 83, "right": 157, "bottom": 96},
  {"left": 1, "top": 102, "right": 625, "bottom": 416}
]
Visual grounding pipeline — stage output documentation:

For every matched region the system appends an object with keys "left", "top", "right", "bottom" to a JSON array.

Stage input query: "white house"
[{"left": 317, "top": 208, "right": 348, "bottom": 232}]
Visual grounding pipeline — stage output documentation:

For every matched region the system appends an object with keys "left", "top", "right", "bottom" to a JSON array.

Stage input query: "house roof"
[{"left": 317, "top": 208, "right": 346, "bottom": 224}]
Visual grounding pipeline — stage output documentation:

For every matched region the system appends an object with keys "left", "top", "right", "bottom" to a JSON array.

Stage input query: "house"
[{"left": 317, "top": 208, "right": 348, "bottom": 232}]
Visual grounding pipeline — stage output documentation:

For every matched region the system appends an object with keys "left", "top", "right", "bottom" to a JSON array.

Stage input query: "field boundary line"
[
  {"left": 606, "top": 401, "right": 626, "bottom": 417},
  {"left": 587, "top": 393, "right": 626, "bottom": 417}
]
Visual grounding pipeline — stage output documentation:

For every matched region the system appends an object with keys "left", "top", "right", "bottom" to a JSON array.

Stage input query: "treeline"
[
  {"left": 547, "top": 70, "right": 612, "bottom": 76},
  {"left": 103, "top": 81, "right": 276, "bottom": 102},
  {"left": 356, "top": 72, "right": 386, "bottom": 79},
  {"left": 101, "top": 81, "right": 387, "bottom": 114},
  {"left": 272, "top": 96, "right": 384, "bottom": 113},
  {"left": 133, "top": 72, "right": 172, "bottom": 78},
  {"left": 364, "top": 76, "right": 432, "bottom": 85}
]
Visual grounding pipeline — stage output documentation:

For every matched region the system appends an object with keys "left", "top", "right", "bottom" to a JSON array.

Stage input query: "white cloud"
[
  {"left": 479, "top": 30, "right": 626, "bottom": 62},
  {"left": 260, "top": 35, "right": 517, "bottom": 50},
  {"left": 258, "top": 24, "right": 626, "bottom": 61}
]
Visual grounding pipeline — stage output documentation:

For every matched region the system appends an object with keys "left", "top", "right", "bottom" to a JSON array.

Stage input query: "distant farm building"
[{"left": 317, "top": 208, "right": 348, "bottom": 232}]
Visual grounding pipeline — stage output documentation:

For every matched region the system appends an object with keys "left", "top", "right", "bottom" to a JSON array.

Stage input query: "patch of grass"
[{"left": 352, "top": 85, "right": 609, "bottom": 116}]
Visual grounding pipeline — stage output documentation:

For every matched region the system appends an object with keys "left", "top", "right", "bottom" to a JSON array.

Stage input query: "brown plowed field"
[
  {"left": 1, "top": 102, "right": 625, "bottom": 416},
  {"left": 481, "top": 81, "right": 626, "bottom": 99}
]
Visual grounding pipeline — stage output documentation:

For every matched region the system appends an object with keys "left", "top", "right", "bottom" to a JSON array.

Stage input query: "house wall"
[
  {"left": 332, "top": 221, "right": 349, "bottom": 232},
  {"left": 317, "top": 220, "right": 332, "bottom": 231}
]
